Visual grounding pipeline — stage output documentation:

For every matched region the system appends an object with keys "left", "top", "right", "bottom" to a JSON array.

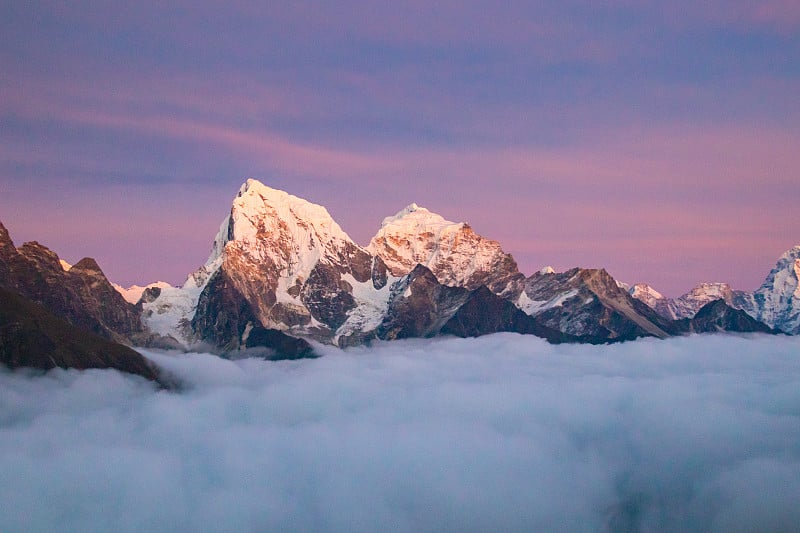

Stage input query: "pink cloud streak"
[{"left": 4, "top": 87, "right": 798, "bottom": 295}]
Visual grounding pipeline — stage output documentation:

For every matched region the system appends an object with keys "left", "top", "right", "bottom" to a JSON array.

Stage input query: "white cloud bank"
[{"left": 1, "top": 334, "right": 800, "bottom": 532}]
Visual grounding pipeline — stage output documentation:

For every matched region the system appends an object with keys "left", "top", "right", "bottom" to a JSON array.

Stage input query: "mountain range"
[{"left": 1, "top": 178, "right": 795, "bottom": 377}]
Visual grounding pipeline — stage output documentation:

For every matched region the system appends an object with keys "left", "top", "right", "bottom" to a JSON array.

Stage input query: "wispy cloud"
[
  {"left": 1, "top": 1, "right": 797, "bottom": 291},
  {"left": 3, "top": 76, "right": 799, "bottom": 293}
]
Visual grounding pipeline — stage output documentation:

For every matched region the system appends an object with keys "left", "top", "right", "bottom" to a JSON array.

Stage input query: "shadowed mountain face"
[
  {"left": 0, "top": 222, "right": 168, "bottom": 380},
  {"left": 518, "top": 267, "right": 677, "bottom": 342},
  {"left": 440, "top": 286, "right": 580, "bottom": 344},
  {"left": 0, "top": 222, "right": 143, "bottom": 343},
  {"left": 192, "top": 268, "right": 315, "bottom": 358},
  {"left": 673, "top": 299, "right": 777, "bottom": 335},
  {"left": 0, "top": 287, "right": 159, "bottom": 382},
  {"left": 376, "top": 264, "right": 471, "bottom": 340}
]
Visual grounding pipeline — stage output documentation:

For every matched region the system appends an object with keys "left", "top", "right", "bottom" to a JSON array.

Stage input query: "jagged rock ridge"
[
  {"left": 518, "top": 267, "right": 676, "bottom": 342},
  {"left": 0, "top": 223, "right": 162, "bottom": 380},
  {"left": 629, "top": 282, "right": 750, "bottom": 320},
  {"left": 0, "top": 223, "right": 143, "bottom": 343},
  {"left": 4, "top": 178, "right": 786, "bottom": 365},
  {"left": 673, "top": 299, "right": 777, "bottom": 335},
  {"left": 741, "top": 246, "right": 800, "bottom": 334},
  {"left": 134, "top": 179, "right": 785, "bottom": 348},
  {"left": 630, "top": 246, "right": 800, "bottom": 334}
]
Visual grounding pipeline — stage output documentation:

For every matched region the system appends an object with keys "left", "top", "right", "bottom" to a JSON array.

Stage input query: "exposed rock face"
[
  {"left": 10, "top": 180, "right": 783, "bottom": 356},
  {"left": 440, "top": 286, "right": 577, "bottom": 344},
  {"left": 673, "top": 299, "right": 776, "bottom": 335},
  {"left": 191, "top": 269, "right": 314, "bottom": 358},
  {"left": 0, "top": 287, "right": 160, "bottom": 382},
  {"left": 192, "top": 269, "right": 256, "bottom": 351},
  {"left": 740, "top": 246, "right": 800, "bottom": 334},
  {"left": 0, "top": 223, "right": 16, "bottom": 281},
  {"left": 629, "top": 246, "right": 800, "bottom": 335},
  {"left": 629, "top": 283, "right": 678, "bottom": 319},
  {"left": 365, "top": 266, "right": 584, "bottom": 344},
  {"left": 630, "top": 282, "right": 749, "bottom": 320},
  {"left": 142, "top": 182, "right": 794, "bottom": 349},
  {"left": 0, "top": 222, "right": 143, "bottom": 343},
  {"left": 243, "top": 328, "right": 315, "bottom": 360},
  {"left": 186, "top": 179, "right": 387, "bottom": 346},
  {"left": 517, "top": 268, "right": 674, "bottom": 342},
  {"left": 367, "top": 204, "right": 524, "bottom": 296},
  {"left": 376, "top": 265, "right": 470, "bottom": 340}
]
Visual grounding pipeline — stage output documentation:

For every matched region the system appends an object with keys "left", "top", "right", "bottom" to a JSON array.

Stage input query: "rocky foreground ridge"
[
  {"left": 0, "top": 222, "right": 161, "bottom": 381},
  {"left": 0, "top": 178, "right": 794, "bottom": 374}
]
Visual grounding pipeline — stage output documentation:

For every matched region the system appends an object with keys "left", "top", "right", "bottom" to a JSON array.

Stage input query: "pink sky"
[{"left": 1, "top": 2, "right": 798, "bottom": 296}]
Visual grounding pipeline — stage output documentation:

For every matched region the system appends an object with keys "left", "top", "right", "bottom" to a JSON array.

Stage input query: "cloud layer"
[{"left": 1, "top": 334, "right": 799, "bottom": 532}]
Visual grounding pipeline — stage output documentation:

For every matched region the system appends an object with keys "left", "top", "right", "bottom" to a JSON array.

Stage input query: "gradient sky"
[{"left": 1, "top": 1, "right": 799, "bottom": 296}]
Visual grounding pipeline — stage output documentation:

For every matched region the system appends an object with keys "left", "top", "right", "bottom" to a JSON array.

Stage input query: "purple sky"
[{"left": 1, "top": 1, "right": 799, "bottom": 296}]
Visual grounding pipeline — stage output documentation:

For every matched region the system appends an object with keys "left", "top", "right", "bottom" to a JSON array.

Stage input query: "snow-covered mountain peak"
[
  {"left": 142, "top": 179, "right": 378, "bottom": 346},
  {"left": 379, "top": 203, "right": 459, "bottom": 231},
  {"left": 229, "top": 178, "right": 353, "bottom": 248},
  {"left": 740, "top": 244, "right": 800, "bottom": 334},
  {"left": 687, "top": 282, "right": 732, "bottom": 297},
  {"left": 630, "top": 283, "right": 664, "bottom": 302},
  {"left": 381, "top": 202, "right": 421, "bottom": 224},
  {"left": 781, "top": 245, "right": 800, "bottom": 259},
  {"left": 756, "top": 246, "right": 800, "bottom": 295},
  {"left": 113, "top": 281, "right": 173, "bottom": 305},
  {"left": 630, "top": 280, "right": 750, "bottom": 321},
  {"left": 368, "top": 205, "right": 521, "bottom": 294},
  {"left": 756, "top": 246, "right": 800, "bottom": 299}
]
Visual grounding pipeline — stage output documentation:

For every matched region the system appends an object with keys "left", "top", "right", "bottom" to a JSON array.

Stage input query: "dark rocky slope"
[
  {"left": 376, "top": 264, "right": 470, "bottom": 340},
  {"left": 675, "top": 299, "right": 777, "bottom": 335},
  {"left": 193, "top": 269, "right": 315, "bottom": 358},
  {"left": 0, "top": 222, "right": 143, "bottom": 342},
  {"left": 521, "top": 267, "right": 676, "bottom": 342},
  {"left": 0, "top": 287, "right": 160, "bottom": 381},
  {"left": 440, "top": 286, "right": 580, "bottom": 344}
]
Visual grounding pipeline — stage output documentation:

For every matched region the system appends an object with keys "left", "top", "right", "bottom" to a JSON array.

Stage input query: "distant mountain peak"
[
  {"left": 630, "top": 283, "right": 665, "bottom": 302},
  {"left": 379, "top": 203, "right": 458, "bottom": 230},
  {"left": 0, "top": 222, "right": 12, "bottom": 249},
  {"left": 71, "top": 257, "right": 104, "bottom": 274},
  {"left": 368, "top": 202, "right": 521, "bottom": 294},
  {"left": 743, "top": 243, "right": 800, "bottom": 334},
  {"left": 629, "top": 280, "right": 744, "bottom": 320},
  {"left": 781, "top": 245, "right": 800, "bottom": 259}
]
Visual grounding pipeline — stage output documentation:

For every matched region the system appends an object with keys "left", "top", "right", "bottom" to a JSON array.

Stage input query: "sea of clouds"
[{"left": 1, "top": 333, "right": 799, "bottom": 532}]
